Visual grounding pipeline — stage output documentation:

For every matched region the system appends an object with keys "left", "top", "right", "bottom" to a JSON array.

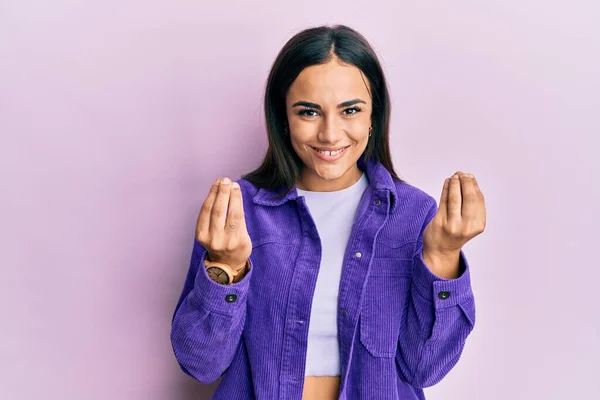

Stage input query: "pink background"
[{"left": 1, "top": 1, "right": 598, "bottom": 399}]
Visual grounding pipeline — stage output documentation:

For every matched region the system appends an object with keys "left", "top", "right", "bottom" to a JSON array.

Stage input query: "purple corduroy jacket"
[{"left": 171, "top": 158, "right": 475, "bottom": 399}]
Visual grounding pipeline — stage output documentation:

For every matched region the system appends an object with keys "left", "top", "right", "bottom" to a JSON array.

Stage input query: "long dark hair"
[{"left": 242, "top": 24, "right": 402, "bottom": 191}]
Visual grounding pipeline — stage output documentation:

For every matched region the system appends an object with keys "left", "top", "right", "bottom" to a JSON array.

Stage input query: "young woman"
[{"left": 171, "top": 25, "right": 486, "bottom": 400}]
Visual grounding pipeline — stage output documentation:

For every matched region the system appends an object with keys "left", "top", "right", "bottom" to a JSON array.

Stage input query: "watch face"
[{"left": 206, "top": 266, "right": 231, "bottom": 285}]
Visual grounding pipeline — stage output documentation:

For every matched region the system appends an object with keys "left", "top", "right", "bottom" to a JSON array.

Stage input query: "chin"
[{"left": 313, "top": 163, "right": 352, "bottom": 180}]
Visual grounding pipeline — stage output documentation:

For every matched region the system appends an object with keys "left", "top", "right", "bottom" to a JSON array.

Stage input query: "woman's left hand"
[{"left": 422, "top": 171, "right": 486, "bottom": 266}]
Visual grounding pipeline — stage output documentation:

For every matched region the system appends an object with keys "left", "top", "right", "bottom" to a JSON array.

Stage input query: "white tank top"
[{"left": 296, "top": 172, "right": 369, "bottom": 376}]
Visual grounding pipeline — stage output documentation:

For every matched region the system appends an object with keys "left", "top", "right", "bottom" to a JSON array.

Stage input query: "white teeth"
[{"left": 315, "top": 148, "right": 344, "bottom": 156}]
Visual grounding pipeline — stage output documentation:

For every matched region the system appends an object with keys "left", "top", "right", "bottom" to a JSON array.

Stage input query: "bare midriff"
[{"left": 301, "top": 376, "right": 340, "bottom": 400}]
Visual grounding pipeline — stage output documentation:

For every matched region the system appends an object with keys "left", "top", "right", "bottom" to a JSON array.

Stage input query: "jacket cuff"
[
  {"left": 192, "top": 242, "right": 253, "bottom": 315},
  {"left": 412, "top": 249, "right": 474, "bottom": 310}
]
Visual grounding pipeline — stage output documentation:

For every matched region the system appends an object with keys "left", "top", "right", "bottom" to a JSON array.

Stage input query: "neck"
[{"left": 296, "top": 165, "right": 362, "bottom": 192}]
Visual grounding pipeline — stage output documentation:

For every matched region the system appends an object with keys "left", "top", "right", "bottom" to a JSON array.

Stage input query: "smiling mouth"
[{"left": 309, "top": 146, "right": 350, "bottom": 156}]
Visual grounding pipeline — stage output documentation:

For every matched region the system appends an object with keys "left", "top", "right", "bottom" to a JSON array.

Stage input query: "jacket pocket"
[{"left": 359, "top": 257, "right": 413, "bottom": 358}]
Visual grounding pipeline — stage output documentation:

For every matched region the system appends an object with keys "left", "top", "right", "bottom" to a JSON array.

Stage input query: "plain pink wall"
[{"left": 1, "top": 1, "right": 598, "bottom": 399}]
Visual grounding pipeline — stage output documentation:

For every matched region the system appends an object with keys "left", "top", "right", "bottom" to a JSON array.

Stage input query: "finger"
[
  {"left": 437, "top": 177, "right": 450, "bottom": 220},
  {"left": 460, "top": 174, "right": 478, "bottom": 219},
  {"left": 471, "top": 175, "right": 487, "bottom": 226},
  {"left": 471, "top": 175, "right": 485, "bottom": 202},
  {"left": 197, "top": 179, "right": 220, "bottom": 238},
  {"left": 209, "top": 177, "right": 232, "bottom": 234},
  {"left": 225, "top": 181, "right": 247, "bottom": 233},
  {"left": 447, "top": 174, "right": 462, "bottom": 220}
]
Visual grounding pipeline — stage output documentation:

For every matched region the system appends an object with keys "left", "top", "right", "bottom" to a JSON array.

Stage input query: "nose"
[{"left": 317, "top": 114, "right": 344, "bottom": 144}]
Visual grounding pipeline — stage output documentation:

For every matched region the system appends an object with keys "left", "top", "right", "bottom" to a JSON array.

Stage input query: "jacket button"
[
  {"left": 374, "top": 200, "right": 381, "bottom": 205},
  {"left": 355, "top": 252, "right": 362, "bottom": 258},
  {"left": 225, "top": 294, "right": 238, "bottom": 303},
  {"left": 341, "top": 309, "right": 348, "bottom": 316},
  {"left": 438, "top": 291, "right": 451, "bottom": 300}
]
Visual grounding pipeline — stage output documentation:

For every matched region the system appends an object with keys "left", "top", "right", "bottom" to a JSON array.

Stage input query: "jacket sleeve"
[
  {"left": 170, "top": 239, "right": 253, "bottom": 383},
  {"left": 395, "top": 198, "right": 476, "bottom": 388}
]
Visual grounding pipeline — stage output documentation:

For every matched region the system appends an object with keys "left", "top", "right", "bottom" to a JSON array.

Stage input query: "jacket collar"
[{"left": 252, "top": 155, "right": 398, "bottom": 213}]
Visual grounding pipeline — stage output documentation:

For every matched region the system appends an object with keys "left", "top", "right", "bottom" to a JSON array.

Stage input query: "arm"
[
  {"left": 395, "top": 237, "right": 475, "bottom": 387},
  {"left": 396, "top": 171, "right": 484, "bottom": 387},
  {"left": 170, "top": 240, "right": 253, "bottom": 384}
]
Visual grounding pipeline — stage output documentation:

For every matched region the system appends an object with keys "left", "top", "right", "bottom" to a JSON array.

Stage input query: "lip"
[{"left": 309, "top": 145, "right": 350, "bottom": 162}]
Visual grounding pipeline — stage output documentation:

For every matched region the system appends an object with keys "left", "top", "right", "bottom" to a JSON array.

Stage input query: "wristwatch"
[{"left": 204, "top": 259, "right": 249, "bottom": 285}]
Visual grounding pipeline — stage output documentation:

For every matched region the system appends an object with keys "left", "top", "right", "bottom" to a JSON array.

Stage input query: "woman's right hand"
[{"left": 196, "top": 177, "right": 252, "bottom": 271}]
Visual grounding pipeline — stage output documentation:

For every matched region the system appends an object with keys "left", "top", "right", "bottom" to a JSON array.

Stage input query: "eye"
[
  {"left": 343, "top": 106, "right": 362, "bottom": 116},
  {"left": 298, "top": 108, "right": 319, "bottom": 118}
]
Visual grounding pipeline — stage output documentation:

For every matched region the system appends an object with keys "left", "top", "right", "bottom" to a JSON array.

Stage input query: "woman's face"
[{"left": 285, "top": 57, "right": 372, "bottom": 192}]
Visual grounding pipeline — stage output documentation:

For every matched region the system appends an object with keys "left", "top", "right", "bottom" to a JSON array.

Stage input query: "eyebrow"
[{"left": 291, "top": 98, "right": 367, "bottom": 110}]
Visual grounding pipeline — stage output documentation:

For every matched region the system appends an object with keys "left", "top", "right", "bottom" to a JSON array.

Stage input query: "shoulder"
[
  {"left": 236, "top": 178, "right": 260, "bottom": 200},
  {"left": 392, "top": 179, "right": 437, "bottom": 214},
  {"left": 374, "top": 179, "right": 437, "bottom": 255},
  {"left": 369, "top": 179, "right": 439, "bottom": 255}
]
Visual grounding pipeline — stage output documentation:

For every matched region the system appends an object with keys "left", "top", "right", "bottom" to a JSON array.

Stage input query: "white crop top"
[{"left": 296, "top": 172, "right": 369, "bottom": 376}]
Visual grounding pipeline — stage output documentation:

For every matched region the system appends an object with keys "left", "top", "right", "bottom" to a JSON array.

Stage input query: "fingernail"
[
  {"left": 221, "top": 177, "right": 231, "bottom": 185},
  {"left": 452, "top": 175, "right": 459, "bottom": 179},
  {"left": 231, "top": 182, "right": 239, "bottom": 189}
]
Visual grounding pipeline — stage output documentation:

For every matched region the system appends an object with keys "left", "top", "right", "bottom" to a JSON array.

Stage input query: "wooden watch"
[{"left": 204, "top": 259, "right": 248, "bottom": 285}]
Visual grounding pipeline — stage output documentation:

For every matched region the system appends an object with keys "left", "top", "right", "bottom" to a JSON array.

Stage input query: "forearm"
[
  {"left": 396, "top": 249, "right": 475, "bottom": 387},
  {"left": 171, "top": 242, "right": 252, "bottom": 383}
]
